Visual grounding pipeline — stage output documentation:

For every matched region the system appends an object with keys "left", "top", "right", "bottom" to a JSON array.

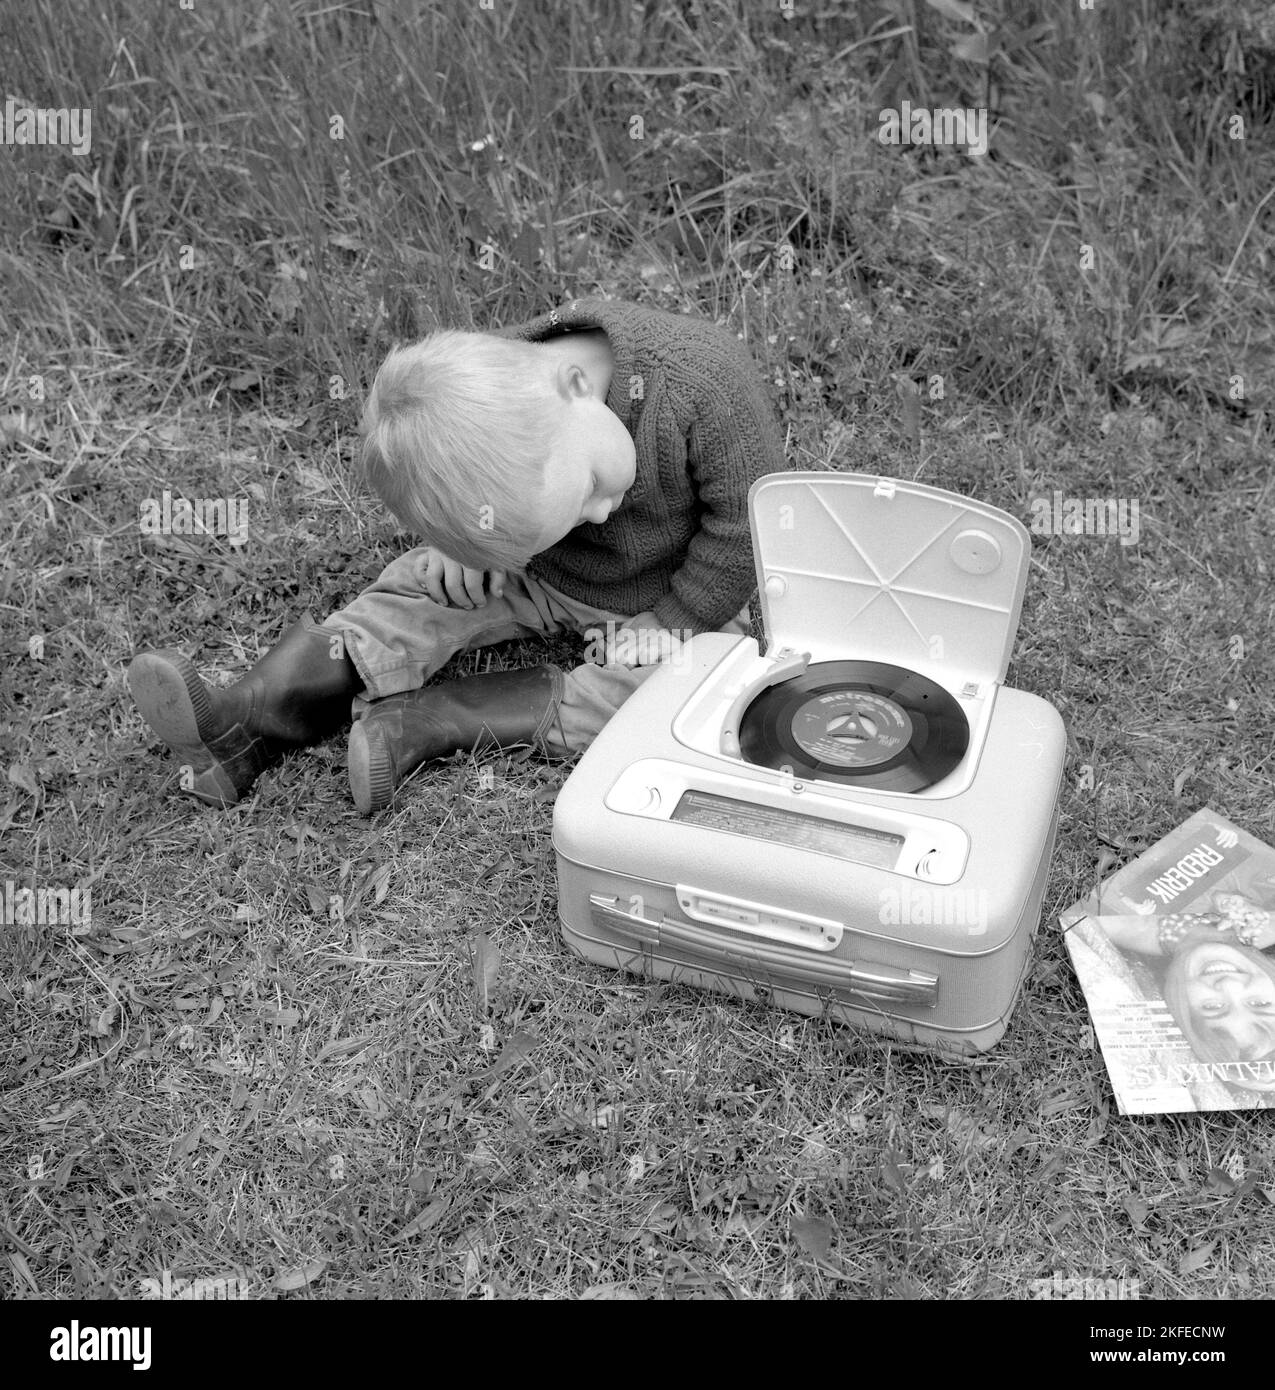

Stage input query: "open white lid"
[{"left": 749, "top": 472, "right": 1031, "bottom": 687}]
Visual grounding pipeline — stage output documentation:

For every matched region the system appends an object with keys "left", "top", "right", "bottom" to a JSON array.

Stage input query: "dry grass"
[{"left": 2, "top": 0, "right": 1274, "bottom": 1300}]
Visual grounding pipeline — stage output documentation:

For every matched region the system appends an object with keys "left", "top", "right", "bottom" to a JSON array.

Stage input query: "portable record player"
[{"left": 553, "top": 471, "right": 1067, "bottom": 1053}]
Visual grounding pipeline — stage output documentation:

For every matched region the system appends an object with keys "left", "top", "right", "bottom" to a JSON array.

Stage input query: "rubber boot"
[
  {"left": 127, "top": 616, "right": 362, "bottom": 806},
  {"left": 347, "top": 664, "right": 565, "bottom": 814}
]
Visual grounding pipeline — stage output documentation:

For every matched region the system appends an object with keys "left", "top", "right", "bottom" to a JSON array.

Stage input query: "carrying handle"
[{"left": 587, "top": 894, "right": 938, "bottom": 1008}]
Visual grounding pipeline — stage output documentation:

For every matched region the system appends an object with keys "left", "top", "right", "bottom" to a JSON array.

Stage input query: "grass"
[{"left": 2, "top": 0, "right": 1274, "bottom": 1300}]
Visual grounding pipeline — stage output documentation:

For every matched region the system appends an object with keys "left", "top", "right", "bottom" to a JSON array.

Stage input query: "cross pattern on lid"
[{"left": 803, "top": 484, "right": 1016, "bottom": 651}]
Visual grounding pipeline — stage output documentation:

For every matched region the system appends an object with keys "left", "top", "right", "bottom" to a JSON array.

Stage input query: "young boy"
[{"left": 128, "top": 297, "right": 789, "bottom": 813}]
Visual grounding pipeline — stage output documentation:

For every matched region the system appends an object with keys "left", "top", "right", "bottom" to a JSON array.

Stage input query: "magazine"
[{"left": 1060, "top": 808, "right": 1275, "bottom": 1115}]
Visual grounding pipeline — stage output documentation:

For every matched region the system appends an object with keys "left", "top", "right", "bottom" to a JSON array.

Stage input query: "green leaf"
[
  {"left": 1179, "top": 1240, "right": 1217, "bottom": 1275},
  {"left": 791, "top": 1213, "right": 833, "bottom": 1260},
  {"left": 394, "top": 1198, "right": 450, "bottom": 1242},
  {"left": 7, "top": 762, "right": 40, "bottom": 796},
  {"left": 268, "top": 275, "right": 303, "bottom": 322},
  {"left": 1122, "top": 1195, "right": 1149, "bottom": 1228},
  {"left": 1205, "top": 1167, "right": 1236, "bottom": 1195},
  {"left": 472, "top": 930, "right": 500, "bottom": 1013},
  {"left": 493, "top": 1029, "right": 538, "bottom": 1074},
  {"left": 950, "top": 31, "right": 989, "bottom": 63},
  {"left": 273, "top": 1257, "right": 328, "bottom": 1291},
  {"left": 925, "top": 0, "right": 977, "bottom": 23},
  {"left": 881, "top": 1148, "right": 907, "bottom": 1192},
  {"left": 370, "top": 863, "right": 392, "bottom": 904},
  {"left": 172, "top": 1123, "right": 203, "bottom": 1159},
  {"left": 259, "top": 1006, "right": 300, "bottom": 1028}
]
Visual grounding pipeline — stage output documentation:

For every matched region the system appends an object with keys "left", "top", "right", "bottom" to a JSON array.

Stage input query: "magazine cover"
[{"left": 1060, "top": 809, "right": 1275, "bottom": 1115}]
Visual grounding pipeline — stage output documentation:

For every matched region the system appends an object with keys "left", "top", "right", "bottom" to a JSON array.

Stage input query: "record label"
[
  {"left": 791, "top": 689, "right": 914, "bottom": 768},
  {"left": 738, "top": 660, "right": 969, "bottom": 792}
]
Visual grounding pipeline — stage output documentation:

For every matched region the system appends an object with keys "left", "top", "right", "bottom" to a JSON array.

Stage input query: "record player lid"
[{"left": 749, "top": 472, "right": 1031, "bottom": 686}]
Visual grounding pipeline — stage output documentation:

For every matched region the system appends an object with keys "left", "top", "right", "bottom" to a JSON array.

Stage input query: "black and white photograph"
[{"left": 1, "top": 0, "right": 1272, "bottom": 1337}]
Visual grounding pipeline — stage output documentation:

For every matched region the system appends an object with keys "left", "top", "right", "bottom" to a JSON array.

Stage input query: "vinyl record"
[{"left": 738, "top": 660, "right": 969, "bottom": 792}]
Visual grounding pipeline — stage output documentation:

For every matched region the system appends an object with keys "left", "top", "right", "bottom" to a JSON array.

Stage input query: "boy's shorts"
[{"left": 325, "top": 546, "right": 750, "bottom": 757}]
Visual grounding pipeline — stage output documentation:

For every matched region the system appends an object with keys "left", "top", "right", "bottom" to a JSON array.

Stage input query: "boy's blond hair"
[{"left": 360, "top": 330, "right": 559, "bottom": 572}]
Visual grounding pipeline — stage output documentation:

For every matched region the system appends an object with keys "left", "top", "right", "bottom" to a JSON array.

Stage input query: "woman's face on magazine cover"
[{"left": 1184, "top": 942, "right": 1275, "bottom": 1066}]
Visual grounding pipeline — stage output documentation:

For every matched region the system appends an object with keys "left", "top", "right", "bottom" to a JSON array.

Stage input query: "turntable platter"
[{"left": 738, "top": 660, "right": 970, "bottom": 792}]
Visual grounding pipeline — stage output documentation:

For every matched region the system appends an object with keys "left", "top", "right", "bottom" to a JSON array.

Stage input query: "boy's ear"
[{"left": 554, "top": 358, "right": 592, "bottom": 400}]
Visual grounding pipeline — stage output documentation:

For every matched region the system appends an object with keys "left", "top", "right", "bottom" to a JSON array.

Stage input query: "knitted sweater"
[{"left": 501, "top": 298, "right": 789, "bottom": 635}]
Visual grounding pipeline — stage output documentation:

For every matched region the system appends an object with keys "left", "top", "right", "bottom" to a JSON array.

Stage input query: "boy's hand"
[
  {"left": 615, "top": 610, "right": 676, "bottom": 668},
  {"left": 420, "top": 547, "right": 506, "bottom": 609}
]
